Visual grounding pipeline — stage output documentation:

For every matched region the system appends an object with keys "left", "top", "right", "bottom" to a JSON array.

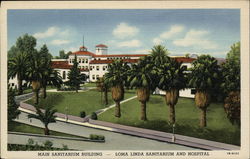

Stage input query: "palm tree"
[
  {"left": 188, "top": 55, "right": 219, "bottom": 127},
  {"left": 150, "top": 45, "right": 170, "bottom": 67},
  {"left": 129, "top": 56, "right": 155, "bottom": 121},
  {"left": 157, "top": 58, "right": 186, "bottom": 124},
  {"left": 41, "top": 69, "right": 63, "bottom": 99},
  {"left": 26, "top": 50, "right": 44, "bottom": 104},
  {"left": 8, "top": 52, "right": 29, "bottom": 95},
  {"left": 96, "top": 77, "right": 108, "bottom": 105},
  {"left": 28, "top": 105, "right": 57, "bottom": 135},
  {"left": 104, "top": 60, "right": 129, "bottom": 118}
]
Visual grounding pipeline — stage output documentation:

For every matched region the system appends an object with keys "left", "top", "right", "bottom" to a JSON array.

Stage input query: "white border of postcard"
[{"left": 1, "top": 1, "right": 249, "bottom": 159}]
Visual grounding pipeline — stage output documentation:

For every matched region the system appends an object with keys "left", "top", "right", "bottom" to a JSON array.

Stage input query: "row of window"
[
  {"left": 92, "top": 74, "right": 100, "bottom": 80},
  {"left": 93, "top": 57, "right": 131, "bottom": 60},
  {"left": 79, "top": 66, "right": 89, "bottom": 69},
  {"left": 90, "top": 65, "right": 108, "bottom": 71},
  {"left": 69, "top": 58, "right": 89, "bottom": 64}
]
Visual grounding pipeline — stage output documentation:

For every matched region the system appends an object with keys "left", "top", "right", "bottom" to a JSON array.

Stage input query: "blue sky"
[{"left": 8, "top": 9, "right": 240, "bottom": 57}]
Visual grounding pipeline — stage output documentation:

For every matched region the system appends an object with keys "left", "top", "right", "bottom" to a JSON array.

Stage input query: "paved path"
[
  {"left": 13, "top": 111, "right": 197, "bottom": 150},
  {"left": 47, "top": 87, "right": 93, "bottom": 93},
  {"left": 15, "top": 93, "right": 33, "bottom": 105}
]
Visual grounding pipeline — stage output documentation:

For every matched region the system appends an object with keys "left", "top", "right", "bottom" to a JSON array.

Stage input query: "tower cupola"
[
  {"left": 95, "top": 44, "right": 108, "bottom": 55},
  {"left": 79, "top": 46, "right": 87, "bottom": 52}
]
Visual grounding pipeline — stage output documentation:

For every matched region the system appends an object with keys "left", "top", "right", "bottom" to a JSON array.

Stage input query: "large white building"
[
  {"left": 51, "top": 44, "right": 196, "bottom": 98},
  {"left": 8, "top": 43, "right": 198, "bottom": 98}
]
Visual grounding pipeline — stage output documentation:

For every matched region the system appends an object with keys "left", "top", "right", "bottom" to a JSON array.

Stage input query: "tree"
[
  {"left": 188, "top": 55, "right": 220, "bottom": 127},
  {"left": 150, "top": 45, "right": 170, "bottom": 67},
  {"left": 129, "top": 56, "right": 155, "bottom": 121},
  {"left": 28, "top": 105, "right": 57, "bottom": 135},
  {"left": 8, "top": 45, "right": 19, "bottom": 59},
  {"left": 67, "top": 55, "right": 81, "bottom": 93},
  {"left": 26, "top": 50, "right": 44, "bottom": 104},
  {"left": 8, "top": 34, "right": 37, "bottom": 95},
  {"left": 16, "top": 33, "right": 37, "bottom": 56},
  {"left": 221, "top": 42, "right": 240, "bottom": 126},
  {"left": 157, "top": 58, "right": 186, "bottom": 124},
  {"left": 39, "top": 45, "right": 62, "bottom": 98},
  {"left": 8, "top": 52, "right": 29, "bottom": 95},
  {"left": 104, "top": 60, "right": 129, "bottom": 117},
  {"left": 8, "top": 88, "right": 20, "bottom": 124},
  {"left": 96, "top": 77, "right": 109, "bottom": 105}
]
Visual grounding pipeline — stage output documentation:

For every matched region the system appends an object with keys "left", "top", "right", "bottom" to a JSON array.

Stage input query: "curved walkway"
[{"left": 14, "top": 111, "right": 197, "bottom": 150}]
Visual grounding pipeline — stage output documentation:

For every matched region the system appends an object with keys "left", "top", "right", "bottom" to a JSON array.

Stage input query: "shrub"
[
  {"left": 91, "top": 112, "right": 98, "bottom": 120},
  {"left": 89, "top": 134, "right": 105, "bottom": 141},
  {"left": 80, "top": 111, "right": 86, "bottom": 118},
  {"left": 43, "top": 140, "right": 53, "bottom": 149}
]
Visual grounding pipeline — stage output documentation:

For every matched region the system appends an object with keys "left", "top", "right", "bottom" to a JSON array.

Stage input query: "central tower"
[{"left": 95, "top": 44, "right": 108, "bottom": 55}]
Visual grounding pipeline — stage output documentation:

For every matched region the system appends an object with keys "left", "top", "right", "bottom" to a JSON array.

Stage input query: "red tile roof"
[
  {"left": 79, "top": 46, "right": 87, "bottom": 49},
  {"left": 96, "top": 44, "right": 108, "bottom": 48},
  {"left": 90, "top": 59, "right": 139, "bottom": 64},
  {"left": 51, "top": 61, "right": 88, "bottom": 72},
  {"left": 174, "top": 57, "right": 196, "bottom": 63},
  {"left": 70, "top": 51, "right": 96, "bottom": 57},
  {"left": 51, "top": 61, "right": 71, "bottom": 69},
  {"left": 93, "top": 54, "right": 147, "bottom": 57}
]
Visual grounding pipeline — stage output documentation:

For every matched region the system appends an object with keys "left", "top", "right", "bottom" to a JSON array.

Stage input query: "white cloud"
[
  {"left": 173, "top": 29, "right": 217, "bottom": 49},
  {"left": 51, "top": 39, "right": 70, "bottom": 45},
  {"left": 153, "top": 38, "right": 163, "bottom": 45},
  {"left": 33, "top": 26, "right": 59, "bottom": 39},
  {"left": 152, "top": 25, "right": 184, "bottom": 44},
  {"left": 117, "top": 39, "right": 141, "bottom": 48},
  {"left": 113, "top": 22, "right": 139, "bottom": 39},
  {"left": 160, "top": 25, "right": 184, "bottom": 39}
]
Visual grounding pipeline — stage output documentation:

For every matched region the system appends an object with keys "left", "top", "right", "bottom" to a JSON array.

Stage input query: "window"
[
  {"left": 79, "top": 59, "right": 81, "bottom": 63},
  {"left": 98, "top": 58, "right": 101, "bottom": 60},
  {"left": 191, "top": 89, "right": 196, "bottom": 95},
  {"left": 90, "top": 66, "right": 92, "bottom": 70},
  {"left": 96, "top": 66, "right": 99, "bottom": 71},
  {"left": 63, "top": 71, "right": 66, "bottom": 80},
  {"left": 92, "top": 75, "right": 95, "bottom": 80},
  {"left": 182, "top": 65, "right": 187, "bottom": 70},
  {"left": 12, "top": 83, "right": 14, "bottom": 86},
  {"left": 69, "top": 59, "right": 72, "bottom": 63},
  {"left": 103, "top": 66, "right": 106, "bottom": 71},
  {"left": 86, "top": 59, "right": 88, "bottom": 63},
  {"left": 96, "top": 75, "right": 100, "bottom": 80},
  {"left": 85, "top": 66, "right": 88, "bottom": 69}
]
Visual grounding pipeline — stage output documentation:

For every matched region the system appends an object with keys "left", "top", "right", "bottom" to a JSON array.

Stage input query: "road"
[{"left": 12, "top": 111, "right": 198, "bottom": 150}]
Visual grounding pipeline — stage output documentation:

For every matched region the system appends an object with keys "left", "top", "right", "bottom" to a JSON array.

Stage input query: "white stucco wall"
[
  {"left": 89, "top": 64, "right": 108, "bottom": 82},
  {"left": 154, "top": 88, "right": 194, "bottom": 98}
]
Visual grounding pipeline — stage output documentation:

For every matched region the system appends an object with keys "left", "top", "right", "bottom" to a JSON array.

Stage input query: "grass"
[
  {"left": 22, "top": 85, "right": 57, "bottom": 95},
  {"left": 26, "top": 89, "right": 136, "bottom": 117},
  {"left": 83, "top": 82, "right": 97, "bottom": 87},
  {"left": 8, "top": 121, "right": 87, "bottom": 138},
  {"left": 98, "top": 95, "right": 240, "bottom": 146}
]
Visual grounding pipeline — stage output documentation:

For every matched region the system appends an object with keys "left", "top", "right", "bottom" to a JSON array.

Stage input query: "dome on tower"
[
  {"left": 96, "top": 44, "right": 108, "bottom": 48},
  {"left": 95, "top": 44, "right": 108, "bottom": 55}
]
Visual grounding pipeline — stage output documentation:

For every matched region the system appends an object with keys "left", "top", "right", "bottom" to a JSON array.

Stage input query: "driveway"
[{"left": 13, "top": 112, "right": 198, "bottom": 150}]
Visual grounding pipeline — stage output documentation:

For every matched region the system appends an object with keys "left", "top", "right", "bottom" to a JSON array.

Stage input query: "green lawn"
[
  {"left": 26, "top": 89, "right": 136, "bottom": 117},
  {"left": 98, "top": 95, "right": 240, "bottom": 145},
  {"left": 83, "top": 82, "right": 97, "bottom": 87},
  {"left": 8, "top": 121, "right": 87, "bottom": 138},
  {"left": 22, "top": 85, "right": 57, "bottom": 94}
]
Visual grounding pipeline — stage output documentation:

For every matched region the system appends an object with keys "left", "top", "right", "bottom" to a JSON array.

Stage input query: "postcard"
[{"left": 1, "top": 1, "right": 249, "bottom": 159}]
